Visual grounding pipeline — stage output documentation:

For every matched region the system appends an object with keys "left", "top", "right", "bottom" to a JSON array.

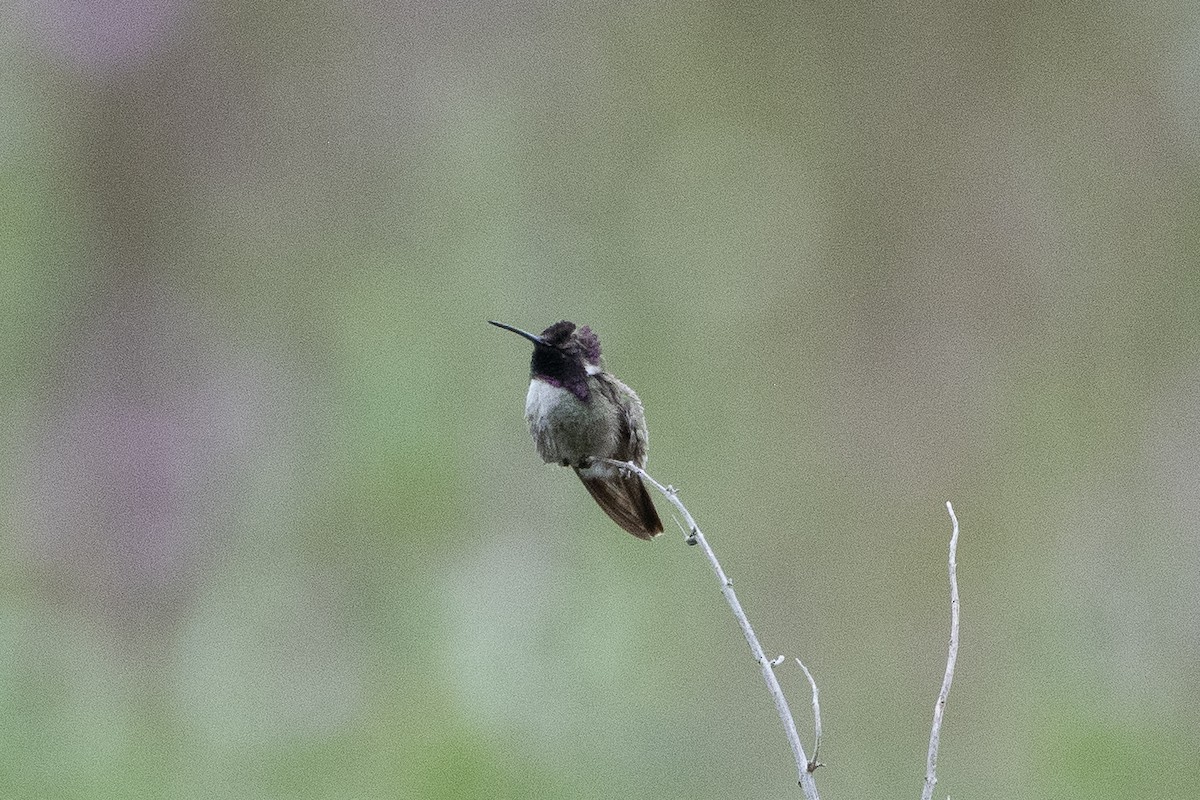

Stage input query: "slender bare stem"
[
  {"left": 795, "top": 658, "right": 822, "bottom": 769},
  {"left": 922, "top": 501, "right": 961, "bottom": 800},
  {"left": 598, "top": 459, "right": 820, "bottom": 798}
]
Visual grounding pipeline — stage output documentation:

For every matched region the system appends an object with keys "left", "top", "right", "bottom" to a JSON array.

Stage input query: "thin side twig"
[
  {"left": 795, "top": 658, "right": 822, "bottom": 770},
  {"left": 922, "top": 501, "right": 961, "bottom": 800},
  {"left": 598, "top": 459, "right": 820, "bottom": 799}
]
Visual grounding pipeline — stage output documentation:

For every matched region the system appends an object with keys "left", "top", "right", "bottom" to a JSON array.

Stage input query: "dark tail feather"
[{"left": 574, "top": 467, "right": 664, "bottom": 540}]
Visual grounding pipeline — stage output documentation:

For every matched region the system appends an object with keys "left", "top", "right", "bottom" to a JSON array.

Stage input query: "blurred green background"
[{"left": 3, "top": 1, "right": 1199, "bottom": 798}]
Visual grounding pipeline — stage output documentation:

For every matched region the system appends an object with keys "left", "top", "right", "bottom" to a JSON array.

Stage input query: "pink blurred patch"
[
  {"left": 31, "top": 0, "right": 192, "bottom": 73},
  {"left": 13, "top": 291, "right": 293, "bottom": 635}
]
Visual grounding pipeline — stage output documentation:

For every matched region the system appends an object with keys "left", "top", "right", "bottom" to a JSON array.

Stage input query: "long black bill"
[{"left": 488, "top": 320, "right": 544, "bottom": 346}]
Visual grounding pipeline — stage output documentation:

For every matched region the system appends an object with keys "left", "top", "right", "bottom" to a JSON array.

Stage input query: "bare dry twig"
[
  {"left": 598, "top": 458, "right": 820, "bottom": 799},
  {"left": 796, "top": 658, "right": 822, "bottom": 770},
  {"left": 598, "top": 459, "right": 960, "bottom": 797},
  {"left": 922, "top": 501, "right": 961, "bottom": 800}
]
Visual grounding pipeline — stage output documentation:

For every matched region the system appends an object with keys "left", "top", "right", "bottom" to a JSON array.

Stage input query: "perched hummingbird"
[{"left": 489, "top": 319, "right": 664, "bottom": 540}]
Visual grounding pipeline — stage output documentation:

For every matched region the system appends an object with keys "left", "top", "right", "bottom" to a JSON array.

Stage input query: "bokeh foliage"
[{"left": 3, "top": 2, "right": 1199, "bottom": 797}]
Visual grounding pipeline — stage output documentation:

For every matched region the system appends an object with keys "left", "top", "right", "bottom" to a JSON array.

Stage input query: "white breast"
[
  {"left": 523, "top": 379, "right": 576, "bottom": 463},
  {"left": 525, "top": 379, "right": 571, "bottom": 425}
]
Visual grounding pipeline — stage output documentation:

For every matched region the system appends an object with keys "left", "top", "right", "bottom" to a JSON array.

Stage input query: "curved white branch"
[
  {"left": 922, "top": 501, "right": 961, "bottom": 800},
  {"left": 599, "top": 458, "right": 820, "bottom": 798}
]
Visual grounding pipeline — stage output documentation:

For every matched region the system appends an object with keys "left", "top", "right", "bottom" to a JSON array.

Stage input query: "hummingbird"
[{"left": 489, "top": 319, "right": 664, "bottom": 540}]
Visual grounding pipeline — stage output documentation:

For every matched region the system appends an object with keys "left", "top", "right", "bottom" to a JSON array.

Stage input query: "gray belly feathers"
[{"left": 524, "top": 379, "right": 617, "bottom": 466}]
